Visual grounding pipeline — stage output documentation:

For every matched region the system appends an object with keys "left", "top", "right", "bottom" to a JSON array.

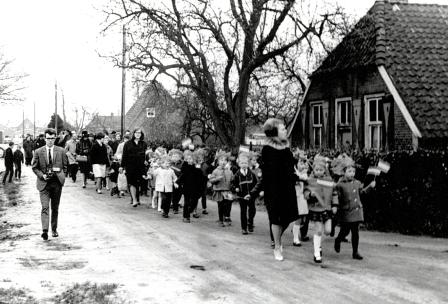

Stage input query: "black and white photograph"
[{"left": 0, "top": 0, "right": 447, "bottom": 303}]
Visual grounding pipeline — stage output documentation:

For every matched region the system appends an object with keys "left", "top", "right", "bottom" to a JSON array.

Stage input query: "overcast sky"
[{"left": 0, "top": 0, "right": 446, "bottom": 128}]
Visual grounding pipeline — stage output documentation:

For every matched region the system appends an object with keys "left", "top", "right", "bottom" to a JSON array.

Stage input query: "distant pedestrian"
[
  {"left": 2, "top": 142, "right": 14, "bottom": 184},
  {"left": 334, "top": 157, "right": 376, "bottom": 260},
  {"left": 31, "top": 128, "right": 68, "bottom": 241},
  {"left": 76, "top": 131, "right": 92, "bottom": 188},
  {"left": 34, "top": 134, "right": 46, "bottom": 150},
  {"left": 65, "top": 132, "right": 78, "bottom": 182},
  {"left": 23, "top": 135, "right": 34, "bottom": 166},
  {"left": 13, "top": 145, "right": 24, "bottom": 181}
]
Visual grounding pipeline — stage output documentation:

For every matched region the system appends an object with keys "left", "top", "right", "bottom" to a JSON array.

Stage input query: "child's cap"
[{"left": 214, "top": 150, "right": 231, "bottom": 161}]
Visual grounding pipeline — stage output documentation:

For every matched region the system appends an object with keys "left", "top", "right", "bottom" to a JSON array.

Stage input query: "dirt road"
[{"left": 0, "top": 167, "right": 447, "bottom": 303}]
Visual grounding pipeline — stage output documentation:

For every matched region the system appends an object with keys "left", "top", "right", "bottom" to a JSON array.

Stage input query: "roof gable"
[{"left": 311, "top": 1, "right": 448, "bottom": 138}]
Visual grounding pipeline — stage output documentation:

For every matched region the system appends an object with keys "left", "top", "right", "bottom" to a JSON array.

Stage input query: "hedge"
[{"left": 307, "top": 149, "right": 448, "bottom": 237}]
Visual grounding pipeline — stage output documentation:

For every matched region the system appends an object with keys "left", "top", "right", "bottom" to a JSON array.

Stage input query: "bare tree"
[
  {"left": 74, "top": 106, "right": 90, "bottom": 133},
  {"left": 0, "top": 52, "right": 27, "bottom": 103},
  {"left": 102, "top": 0, "right": 345, "bottom": 150}
]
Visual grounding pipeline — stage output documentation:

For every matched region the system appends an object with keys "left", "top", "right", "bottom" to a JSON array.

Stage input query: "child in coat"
[
  {"left": 169, "top": 149, "right": 184, "bottom": 214},
  {"left": 231, "top": 152, "right": 258, "bottom": 234},
  {"left": 303, "top": 155, "right": 339, "bottom": 263},
  {"left": 208, "top": 150, "right": 233, "bottom": 227},
  {"left": 149, "top": 155, "right": 178, "bottom": 218},
  {"left": 177, "top": 150, "right": 205, "bottom": 223},
  {"left": 334, "top": 157, "right": 376, "bottom": 260}
]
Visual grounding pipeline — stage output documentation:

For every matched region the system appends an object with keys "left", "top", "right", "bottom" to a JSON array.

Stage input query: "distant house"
[
  {"left": 245, "top": 124, "right": 266, "bottom": 147},
  {"left": 85, "top": 113, "right": 121, "bottom": 135},
  {"left": 125, "top": 81, "right": 186, "bottom": 143},
  {"left": 289, "top": 0, "right": 448, "bottom": 151}
]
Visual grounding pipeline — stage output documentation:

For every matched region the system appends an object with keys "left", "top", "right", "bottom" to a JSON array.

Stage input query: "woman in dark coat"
[
  {"left": 120, "top": 128, "right": 147, "bottom": 207},
  {"left": 76, "top": 131, "right": 93, "bottom": 188},
  {"left": 252, "top": 118, "right": 298, "bottom": 261}
]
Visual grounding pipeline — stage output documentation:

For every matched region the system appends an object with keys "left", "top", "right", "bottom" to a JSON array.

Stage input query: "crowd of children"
[{"left": 74, "top": 133, "right": 376, "bottom": 265}]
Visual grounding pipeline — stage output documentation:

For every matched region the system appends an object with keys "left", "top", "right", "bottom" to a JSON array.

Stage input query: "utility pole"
[
  {"left": 55, "top": 81, "right": 58, "bottom": 132},
  {"left": 121, "top": 25, "right": 126, "bottom": 136}
]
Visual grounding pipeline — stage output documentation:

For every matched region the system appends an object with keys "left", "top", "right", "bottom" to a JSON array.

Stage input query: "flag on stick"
[
  {"left": 316, "top": 179, "right": 335, "bottom": 188},
  {"left": 367, "top": 167, "right": 381, "bottom": 176},
  {"left": 377, "top": 160, "right": 391, "bottom": 173},
  {"left": 239, "top": 145, "right": 250, "bottom": 153}
]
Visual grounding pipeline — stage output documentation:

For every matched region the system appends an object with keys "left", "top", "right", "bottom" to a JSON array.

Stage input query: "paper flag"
[
  {"left": 377, "top": 160, "right": 391, "bottom": 173},
  {"left": 239, "top": 145, "right": 250, "bottom": 153},
  {"left": 367, "top": 167, "right": 381, "bottom": 176},
  {"left": 316, "top": 179, "right": 335, "bottom": 188}
]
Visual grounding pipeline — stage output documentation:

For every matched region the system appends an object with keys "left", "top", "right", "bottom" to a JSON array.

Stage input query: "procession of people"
[{"left": 2, "top": 118, "right": 379, "bottom": 265}]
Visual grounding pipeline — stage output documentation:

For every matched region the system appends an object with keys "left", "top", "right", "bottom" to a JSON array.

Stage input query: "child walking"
[
  {"left": 209, "top": 150, "right": 233, "bottom": 227},
  {"left": 177, "top": 150, "right": 204, "bottom": 223},
  {"left": 231, "top": 152, "right": 258, "bottom": 235},
  {"left": 304, "top": 156, "right": 338, "bottom": 263},
  {"left": 292, "top": 150, "right": 309, "bottom": 246},
  {"left": 334, "top": 157, "right": 376, "bottom": 260},
  {"left": 150, "top": 155, "right": 178, "bottom": 218}
]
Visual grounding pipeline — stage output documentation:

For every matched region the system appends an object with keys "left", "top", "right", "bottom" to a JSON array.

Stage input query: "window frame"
[
  {"left": 310, "top": 101, "right": 323, "bottom": 148},
  {"left": 364, "top": 94, "right": 384, "bottom": 150}
]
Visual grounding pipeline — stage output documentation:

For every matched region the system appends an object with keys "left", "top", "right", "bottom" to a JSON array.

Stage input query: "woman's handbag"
[{"left": 76, "top": 155, "right": 88, "bottom": 163}]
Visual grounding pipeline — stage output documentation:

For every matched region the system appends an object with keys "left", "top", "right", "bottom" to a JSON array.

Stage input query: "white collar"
[{"left": 240, "top": 168, "right": 248, "bottom": 175}]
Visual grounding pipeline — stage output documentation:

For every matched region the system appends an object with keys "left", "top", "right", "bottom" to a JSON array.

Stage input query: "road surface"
[{"left": 0, "top": 166, "right": 447, "bottom": 303}]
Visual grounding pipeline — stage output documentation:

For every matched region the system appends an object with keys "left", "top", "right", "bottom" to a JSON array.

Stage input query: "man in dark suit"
[
  {"left": 2, "top": 142, "right": 14, "bottom": 184},
  {"left": 32, "top": 128, "right": 68, "bottom": 241}
]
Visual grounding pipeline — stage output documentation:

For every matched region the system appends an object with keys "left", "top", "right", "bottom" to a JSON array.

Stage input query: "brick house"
[
  {"left": 85, "top": 114, "right": 121, "bottom": 134},
  {"left": 289, "top": 0, "right": 448, "bottom": 151},
  {"left": 125, "top": 81, "right": 186, "bottom": 143}
]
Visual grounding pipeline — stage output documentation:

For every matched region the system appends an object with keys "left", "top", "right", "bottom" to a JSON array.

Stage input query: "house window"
[
  {"left": 335, "top": 98, "right": 352, "bottom": 149},
  {"left": 365, "top": 96, "right": 383, "bottom": 150},
  {"left": 312, "top": 103, "right": 322, "bottom": 147},
  {"left": 337, "top": 99, "right": 351, "bottom": 125}
]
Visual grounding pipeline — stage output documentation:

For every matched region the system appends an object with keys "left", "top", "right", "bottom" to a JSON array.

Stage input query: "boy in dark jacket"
[
  {"left": 13, "top": 145, "right": 24, "bottom": 181},
  {"left": 231, "top": 152, "right": 258, "bottom": 234},
  {"left": 2, "top": 142, "right": 14, "bottom": 184}
]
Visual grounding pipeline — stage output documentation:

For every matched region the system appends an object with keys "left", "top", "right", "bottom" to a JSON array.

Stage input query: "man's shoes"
[
  {"left": 202, "top": 209, "right": 208, "bottom": 215},
  {"left": 192, "top": 213, "right": 200, "bottom": 218},
  {"left": 334, "top": 239, "right": 341, "bottom": 253},
  {"left": 162, "top": 213, "right": 169, "bottom": 218},
  {"left": 248, "top": 225, "right": 254, "bottom": 233},
  {"left": 97, "top": 189, "right": 102, "bottom": 194},
  {"left": 352, "top": 252, "right": 363, "bottom": 260},
  {"left": 218, "top": 221, "right": 225, "bottom": 227},
  {"left": 242, "top": 230, "right": 248, "bottom": 235},
  {"left": 132, "top": 203, "right": 138, "bottom": 208},
  {"left": 183, "top": 218, "right": 190, "bottom": 223},
  {"left": 52, "top": 230, "right": 59, "bottom": 237},
  {"left": 313, "top": 256, "right": 322, "bottom": 263},
  {"left": 41, "top": 231, "right": 48, "bottom": 241},
  {"left": 293, "top": 241, "right": 302, "bottom": 247}
]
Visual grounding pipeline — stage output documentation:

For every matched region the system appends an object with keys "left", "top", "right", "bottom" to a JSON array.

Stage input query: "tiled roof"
[{"left": 312, "top": 1, "right": 448, "bottom": 138}]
